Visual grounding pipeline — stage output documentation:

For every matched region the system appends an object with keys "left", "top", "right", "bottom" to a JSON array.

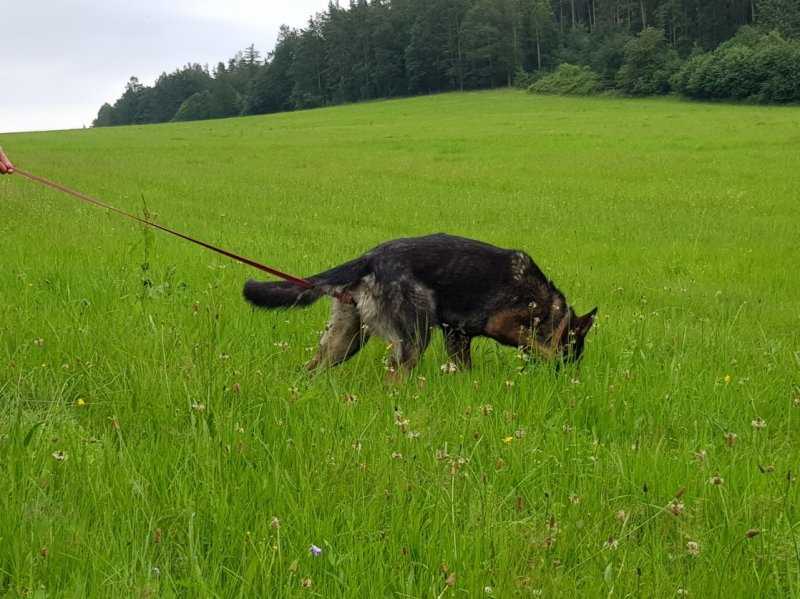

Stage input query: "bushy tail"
[
  {"left": 243, "top": 255, "right": 368, "bottom": 309},
  {"left": 242, "top": 279, "right": 324, "bottom": 308}
]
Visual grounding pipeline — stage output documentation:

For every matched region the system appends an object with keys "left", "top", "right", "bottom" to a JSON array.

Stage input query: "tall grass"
[{"left": 1, "top": 91, "right": 798, "bottom": 597}]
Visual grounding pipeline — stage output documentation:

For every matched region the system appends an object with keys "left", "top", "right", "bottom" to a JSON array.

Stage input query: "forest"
[{"left": 93, "top": 0, "right": 800, "bottom": 127}]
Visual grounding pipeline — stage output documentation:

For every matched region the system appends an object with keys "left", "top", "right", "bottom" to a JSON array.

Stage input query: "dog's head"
[{"left": 552, "top": 307, "right": 597, "bottom": 362}]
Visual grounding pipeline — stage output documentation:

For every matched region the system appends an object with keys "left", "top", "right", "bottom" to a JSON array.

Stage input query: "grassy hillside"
[{"left": 1, "top": 91, "right": 799, "bottom": 597}]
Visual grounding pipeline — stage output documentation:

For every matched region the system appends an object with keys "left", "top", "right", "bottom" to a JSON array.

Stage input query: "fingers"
[{"left": 0, "top": 147, "right": 14, "bottom": 174}]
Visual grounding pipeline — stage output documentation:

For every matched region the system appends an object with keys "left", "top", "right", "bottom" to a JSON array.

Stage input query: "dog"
[{"left": 243, "top": 233, "right": 596, "bottom": 373}]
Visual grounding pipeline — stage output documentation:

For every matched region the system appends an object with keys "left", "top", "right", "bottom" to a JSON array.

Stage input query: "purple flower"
[{"left": 310, "top": 544, "right": 322, "bottom": 557}]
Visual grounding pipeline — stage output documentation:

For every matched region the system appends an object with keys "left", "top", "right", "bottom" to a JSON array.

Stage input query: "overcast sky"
[{"left": 1, "top": 0, "right": 332, "bottom": 134}]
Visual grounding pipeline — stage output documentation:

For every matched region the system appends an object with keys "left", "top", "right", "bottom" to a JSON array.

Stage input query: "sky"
[{"left": 1, "top": 0, "right": 332, "bottom": 134}]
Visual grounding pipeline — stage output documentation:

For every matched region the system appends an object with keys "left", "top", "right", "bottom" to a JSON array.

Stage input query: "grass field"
[{"left": 1, "top": 90, "right": 799, "bottom": 597}]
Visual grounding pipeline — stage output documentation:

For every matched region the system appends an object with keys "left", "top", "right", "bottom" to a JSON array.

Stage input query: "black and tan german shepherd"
[{"left": 244, "top": 234, "right": 596, "bottom": 373}]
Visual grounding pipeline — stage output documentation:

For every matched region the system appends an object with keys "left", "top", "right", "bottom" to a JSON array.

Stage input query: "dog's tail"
[{"left": 243, "top": 256, "right": 368, "bottom": 309}]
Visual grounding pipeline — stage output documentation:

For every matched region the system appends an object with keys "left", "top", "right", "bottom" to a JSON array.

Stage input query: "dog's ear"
[{"left": 574, "top": 307, "right": 597, "bottom": 338}]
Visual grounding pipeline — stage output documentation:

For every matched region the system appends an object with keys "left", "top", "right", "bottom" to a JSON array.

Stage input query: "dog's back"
[{"left": 355, "top": 234, "right": 555, "bottom": 336}]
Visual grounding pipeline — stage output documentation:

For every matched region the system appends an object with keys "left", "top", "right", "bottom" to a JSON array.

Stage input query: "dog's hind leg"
[
  {"left": 307, "top": 301, "right": 369, "bottom": 370},
  {"left": 388, "top": 326, "right": 431, "bottom": 374},
  {"left": 384, "top": 282, "right": 437, "bottom": 376},
  {"left": 445, "top": 330, "right": 472, "bottom": 370}
]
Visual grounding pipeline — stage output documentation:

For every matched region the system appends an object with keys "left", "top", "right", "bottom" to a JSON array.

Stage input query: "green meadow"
[{"left": 1, "top": 90, "right": 799, "bottom": 597}]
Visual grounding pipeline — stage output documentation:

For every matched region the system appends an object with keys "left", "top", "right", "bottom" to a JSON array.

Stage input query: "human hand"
[{"left": 0, "top": 146, "right": 14, "bottom": 174}]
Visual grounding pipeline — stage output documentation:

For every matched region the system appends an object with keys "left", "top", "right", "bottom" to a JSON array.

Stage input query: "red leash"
[{"left": 13, "top": 168, "right": 353, "bottom": 304}]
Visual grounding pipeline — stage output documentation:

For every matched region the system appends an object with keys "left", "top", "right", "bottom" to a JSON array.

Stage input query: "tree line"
[{"left": 93, "top": 0, "right": 800, "bottom": 127}]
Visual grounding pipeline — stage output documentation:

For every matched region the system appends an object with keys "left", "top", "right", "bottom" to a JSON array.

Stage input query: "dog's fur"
[{"left": 243, "top": 234, "right": 596, "bottom": 373}]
